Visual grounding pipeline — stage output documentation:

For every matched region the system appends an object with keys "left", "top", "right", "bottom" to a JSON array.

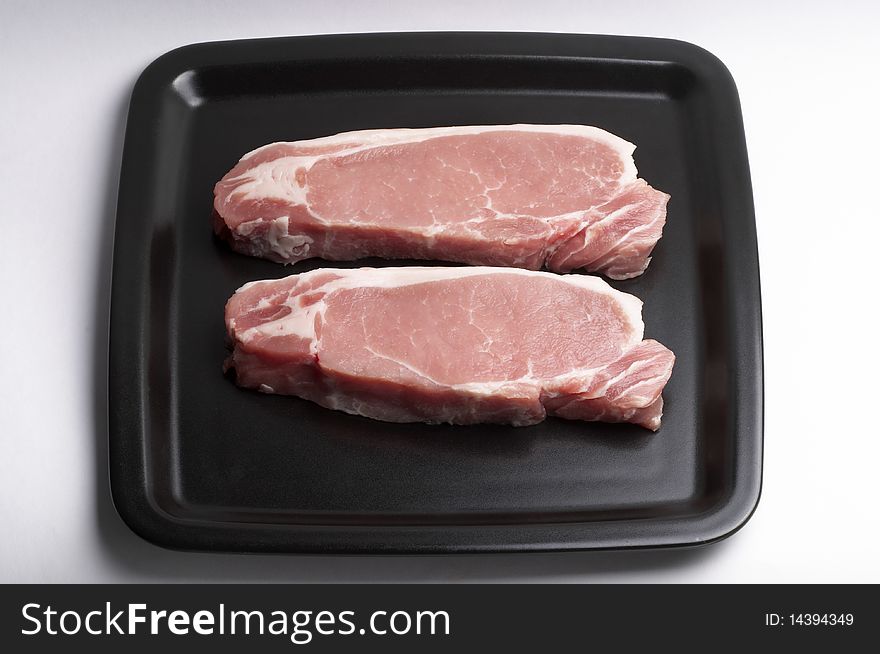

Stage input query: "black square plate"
[{"left": 109, "top": 33, "right": 763, "bottom": 552}]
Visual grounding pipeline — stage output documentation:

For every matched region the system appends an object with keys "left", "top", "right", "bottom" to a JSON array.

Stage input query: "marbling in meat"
[
  {"left": 224, "top": 267, "right": 675, "bottom": 430},
  {"left": 214, "top": 125, "right": 670, "bottom": 280}
]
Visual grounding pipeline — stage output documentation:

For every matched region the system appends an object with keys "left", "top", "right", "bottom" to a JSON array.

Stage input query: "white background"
[{"left": 2, "top": 0, "right": 878, "bottom": 583}]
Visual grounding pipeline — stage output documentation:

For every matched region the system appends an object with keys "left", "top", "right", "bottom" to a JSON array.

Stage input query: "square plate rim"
[{"left": 108, "top": 31, "right": 764, "bottom": 554}]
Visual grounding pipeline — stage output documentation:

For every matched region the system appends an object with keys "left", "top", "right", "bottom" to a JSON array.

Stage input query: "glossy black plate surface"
[{"left": 109, "top": 33, "right": 763, "bottom": 552}]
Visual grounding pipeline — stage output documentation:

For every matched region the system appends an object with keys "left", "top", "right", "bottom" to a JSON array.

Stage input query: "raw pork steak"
[
  {"left": 214, "top": 125, "right": 670, "bottom": 280},
  {"left": 225, "top": 267, "right": 675, "bottom": 430}
]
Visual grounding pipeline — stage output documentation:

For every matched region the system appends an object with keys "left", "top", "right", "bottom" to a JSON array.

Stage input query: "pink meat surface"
[
  {"left": 214, "top": 125, "right": 670, "bottom": 280},
  {"left": 225, "top": 267, "right": 675, "bottom": 430}
]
